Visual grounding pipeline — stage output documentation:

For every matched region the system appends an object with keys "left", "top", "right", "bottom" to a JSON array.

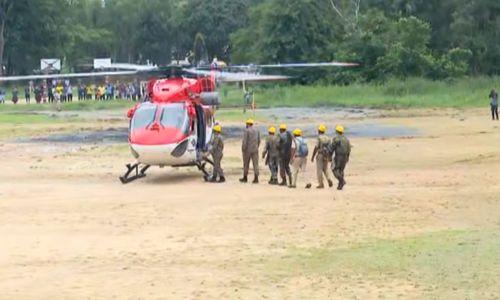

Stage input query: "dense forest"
[{"left": 0, "top": 0, "right": 498, "bottom": 83}]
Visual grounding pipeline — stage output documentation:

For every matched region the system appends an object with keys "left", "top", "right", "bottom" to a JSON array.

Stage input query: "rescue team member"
[
  {"left": 262, "top": 126, "right": 279, "bottom": 185},
  {"left": 206, "top": 125, "right": 225, "bottom": 183},
  {"left": 489, "top": 89, "right": 498, "bottom": 121},
  {"left": 240, "top": 119, "right": 260, "bottom": 183},
  {"left": 290, "top": 129, "right": 311, "bottom": 189},
  {"left": 330, "top": 125, "right": 351, "bottom": 190},
  {"left": 311, "top": 124, "right": 333, "bottom": 189},
  {"left": 277, "top": 124, "right": 293, "bottom": 186}
]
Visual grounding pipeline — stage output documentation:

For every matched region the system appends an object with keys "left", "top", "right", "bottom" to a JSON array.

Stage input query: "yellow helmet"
[
  {"left": 246, "top": 118, "right": 254, "bottom": 125},
  {"left": 213, "top": 125, "right": 222, "bottom": 133},
  {"left": 279, "top": 124, "right": 287, "bottom": 130},
  {"left": 292, "top": 128, "right": 302, "bottom": 136},
  {"left": 335, "top": 125, "right": 344, "bottom": 133},
  {"left": 268, "top": 126, "right": 276, "bottom": 134},
  {"left": 318, "top": 124, "right": 327, "bottom": 133}
]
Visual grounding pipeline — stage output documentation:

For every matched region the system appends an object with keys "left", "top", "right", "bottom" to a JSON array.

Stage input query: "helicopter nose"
[{"left": 130, "top": 127, "right": 188, "bottom": 146}]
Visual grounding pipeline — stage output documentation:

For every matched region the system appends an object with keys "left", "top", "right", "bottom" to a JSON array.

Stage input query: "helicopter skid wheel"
[{"left": 119, "top": 163, "right": 150, "bottom": 184}]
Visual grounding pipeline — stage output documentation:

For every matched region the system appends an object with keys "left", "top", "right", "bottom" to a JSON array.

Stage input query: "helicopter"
[{"left": 0, "top": 60, "right": 358, "bottom": 184}]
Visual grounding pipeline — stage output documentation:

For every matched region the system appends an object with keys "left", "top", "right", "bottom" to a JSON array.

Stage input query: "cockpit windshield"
[
  {"left": 131, "top": 103, "right": 157, "bottom": 129},
  {"left": 160, "top": 103, "right": 189, "bottom": 134}
]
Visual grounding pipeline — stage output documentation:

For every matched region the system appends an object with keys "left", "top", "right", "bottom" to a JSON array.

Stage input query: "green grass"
[
  {"left": 0, "top": 99, "right": 134, "bottom": 112},
  {"left": 221, "top": 76, "right": 500, "bottom": 109},
  {"left": 0, "top": 113, "right": 82, "bottom": 124},
  {"left": 215, "top": 109, "right": 268, "bottom": 122},
  {"left": 267, "top": 229, "right": 499, "bottom": 297},
  {"left": 1, "top": 77, "right": 498, "bottom": 113}
]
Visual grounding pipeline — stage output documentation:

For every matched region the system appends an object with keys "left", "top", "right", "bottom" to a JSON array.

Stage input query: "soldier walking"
[
  {"left": 262, "top": 126, "right": 279, "bottom": 185},
  {"left": 240, "top": 119, "right": 260, "bottom": 183},
  {"left": 206, "top": 125, "right": 225, "bottom": 183},
  {"left": 277, "top": 124, "right": 293, "bottom": 186},
  {"left": 290, "top": 129, "right": 311, "bottom": 189},
  {"left": 330, "top": 125, "right": 351, "bottom": 190},
  {"left": 311, "top": 124, "right": 333, "bottom": 189}
]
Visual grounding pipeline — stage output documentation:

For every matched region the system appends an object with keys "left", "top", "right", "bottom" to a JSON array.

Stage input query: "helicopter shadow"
[{"left": 143, "top": 171, "right": 203, "bottom": 185}]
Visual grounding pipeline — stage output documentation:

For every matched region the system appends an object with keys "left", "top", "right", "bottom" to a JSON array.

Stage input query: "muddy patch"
[
  {"left": 261, "top": 107, "right": 381, "bottom": 121},
  {"left": 16, "top": 123, "right": 418, "bottom": 145}
]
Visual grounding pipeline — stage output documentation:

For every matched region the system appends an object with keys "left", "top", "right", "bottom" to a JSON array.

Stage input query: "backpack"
[
  {"left": 319, "top": 137, "right": 332, "bottom": 157},
  {"left": 297, "top": 138, "right": 309, "bottom": 157}
]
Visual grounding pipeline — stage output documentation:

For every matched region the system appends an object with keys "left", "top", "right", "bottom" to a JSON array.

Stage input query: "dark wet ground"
[{"left": 17, "top": 123, "right": 418, "bottom": 144}]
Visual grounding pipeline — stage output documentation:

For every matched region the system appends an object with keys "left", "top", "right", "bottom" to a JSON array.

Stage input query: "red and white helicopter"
[{"left": 0, "top": 60, "right": 358, "bottom": 183}]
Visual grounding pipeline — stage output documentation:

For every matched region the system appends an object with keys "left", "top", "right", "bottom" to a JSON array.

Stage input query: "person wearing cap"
[
  {"left": 290, "top": 128, "right": 311, "bottom": 189},
  {"left": 240, "top": 118, "right": 260, "bottom": 183},
  {"left": 311, "top": 124, "right": 333, "bottom": 189},
  {"left": 262, "top": 126, "right": 280, "bottom": 184},
  {"left": 277, "top": 123, "right": 293, "bottom": 186},
  {"left": 206, "top": 124, "right": 225, "bottom": 183},
  {"left": 330, "top": 125, "right": 351, "bottom": 190}
]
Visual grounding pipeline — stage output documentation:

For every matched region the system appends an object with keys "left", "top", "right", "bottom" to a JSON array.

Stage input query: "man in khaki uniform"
[
  {"left": 240, "top": 118, "right": 260, "bottom": 183},
  {"left": 330, "top": 125, "right": 351, "bottom": 190},
  {"left": 262, "top": 126, "right": 279, "bottom": 185},
  {"left": 290, "top": 128, "right": 311, "bottom": 189},
  {"left": 207, "top": 125, "right": 225, "bottom": 183},
  {"left": 311, "top": 124, "right": 333, "bottom": 189}
]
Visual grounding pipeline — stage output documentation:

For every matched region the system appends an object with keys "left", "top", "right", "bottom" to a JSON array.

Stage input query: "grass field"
[
  {"left": 269, "top": 230, "right": 499, "bottom": 298},
  {"left": 221, "top": 76, "right": 500, "bottom": 109},
  {"left": 0, "top": 77, "right": 498, "bottom": 113}
]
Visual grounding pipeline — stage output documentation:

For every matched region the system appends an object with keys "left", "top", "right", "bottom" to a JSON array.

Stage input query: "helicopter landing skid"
[
  {"left": 119, "top": 163, "right": 150, "bottom": 184},
  {"left": 197, "top": 158, "right": 214, "bottom": 178}
]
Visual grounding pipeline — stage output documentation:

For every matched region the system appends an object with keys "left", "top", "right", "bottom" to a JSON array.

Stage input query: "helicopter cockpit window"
[
  {"left": 131, "top": 104, "right": 157, "bottom": 129},
  {"left": 160, "top": 103, "right": 189, "bottom": 134}
]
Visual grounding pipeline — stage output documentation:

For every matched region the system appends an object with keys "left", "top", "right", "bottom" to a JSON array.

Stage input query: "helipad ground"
[{"left": 0, "top": 108, "right": 499, "bottom": 299}]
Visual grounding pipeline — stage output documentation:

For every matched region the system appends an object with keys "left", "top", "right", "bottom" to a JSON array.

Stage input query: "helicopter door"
[{"left": 194, "top": 104, "right": 206, "bottom": 151}]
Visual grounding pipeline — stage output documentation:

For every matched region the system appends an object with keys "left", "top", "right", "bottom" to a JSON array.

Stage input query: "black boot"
[
  {"left": 252, "top": 176, "right": 259, "bottom": 184},
  {"left": 239, "top": 176, "right": 248, "bottom": 183},
  {"left": 279, "top": 177, "right": 287, "bottom": 186},
  {"left": 218, "top": 176, "right": 225, "bottom": 183},
  {"left": 288, "top": 175, "right": 293, "bottom": 187},
  {"left": 209, "top": 176, "right": 217, "bottom": 183},
  {"left": 328, "top": 179, "right": 334, "bottom": 188},
  {"left": 337, "top": 179, "right": 345, "bottom": 190}
]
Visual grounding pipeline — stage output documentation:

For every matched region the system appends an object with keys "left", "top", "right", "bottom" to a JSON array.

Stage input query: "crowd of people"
[
  {"left": 205, "top": 120, "right": 352, "bottom": 191},
  {"left": 0, "top": 80, "right": 146, "bottom": 104}
]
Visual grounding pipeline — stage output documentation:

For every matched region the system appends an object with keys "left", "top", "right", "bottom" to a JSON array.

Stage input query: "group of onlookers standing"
[
  {"left": 77, "top": 82, "right": 143, "bottom": 101},
  {"left": 0, "top": 79, "right": 144, "bottom": 105}
]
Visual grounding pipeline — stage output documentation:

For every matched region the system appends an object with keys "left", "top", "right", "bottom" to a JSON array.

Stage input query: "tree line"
[{"left": 0, "top": 0, "right": 498, "bottom": 83}]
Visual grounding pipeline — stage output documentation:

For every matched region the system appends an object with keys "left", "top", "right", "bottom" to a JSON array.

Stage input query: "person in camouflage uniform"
[
  {"left": 277, "top": 124, "right": 293, "bottom": 186},
  {"left": 207, "top": 125, "right": 225, "bottom": 183},
  {"left": 311, "top": 124, "right": 333, "bottom": 189},
  {"left": 330, "top": 125, "right": 351, "bottom": 190},
  {"left": 262, "top": 126, "right": 280, "bottom": 185}
]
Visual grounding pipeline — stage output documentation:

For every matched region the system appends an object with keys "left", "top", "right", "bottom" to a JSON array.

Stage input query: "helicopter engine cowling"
[{"left": 200, "top": 92, "right": 221, "bottom": 106}]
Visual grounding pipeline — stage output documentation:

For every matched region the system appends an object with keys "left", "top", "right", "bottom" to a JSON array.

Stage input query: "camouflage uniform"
[
  {"left": 278, "top": 131, "right": 293, "bottom": 185},
  {"left": 313, "top": 134, "right": 333, "bottom": 188},
  {"left": 242, "top": 126, "right": 260, "bottom": 180},
  {"left": 330, "top": 133, "right": 351, "bottom": 190},
  {"left": 209, "top": 132, "right": 225, "bottom": 180},
  {"left": 263, "top": 134, "right": 280, "bottom": 183}
]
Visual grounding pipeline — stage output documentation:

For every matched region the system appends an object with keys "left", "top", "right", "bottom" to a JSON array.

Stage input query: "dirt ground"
[{"left": 0, "top": 108, "right": 499, "bottom": 299}]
